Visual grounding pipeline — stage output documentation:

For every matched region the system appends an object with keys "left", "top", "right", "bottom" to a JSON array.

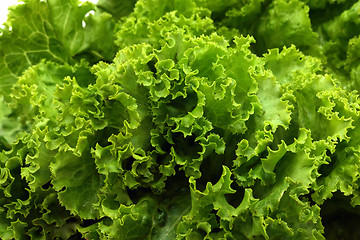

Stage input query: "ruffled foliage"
[{"left": 1, "top": 0, "right": 360, "bottom": 239}]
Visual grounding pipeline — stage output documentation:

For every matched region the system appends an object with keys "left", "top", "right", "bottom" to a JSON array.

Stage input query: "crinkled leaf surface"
[{"left": 1, "top": 0, "right": 360, "bottom": 239}]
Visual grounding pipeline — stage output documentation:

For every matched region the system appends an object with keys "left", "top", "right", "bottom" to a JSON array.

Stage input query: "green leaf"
[
  {"left": 0, "top": 97, "right": 20, "bottom": 146},
  {"left": 115, "top": 0, "right": 214, "bottom": 48},
  {"left": 0, "top": 0, "right": 115, "bottom": 96},
  {"left": 50, "top": 146, "right": 100, "bottom": 219},
  {"left": 255, "top": 0, "right": 318, "bottom": 53},
  {"left": 97, "top": 0, "right": 137, "bottom": 20}
]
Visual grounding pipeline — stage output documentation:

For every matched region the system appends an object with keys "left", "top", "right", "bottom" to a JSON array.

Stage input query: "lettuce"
[{"left": 1, "top": 0, "right": 360, "bottom": 239}]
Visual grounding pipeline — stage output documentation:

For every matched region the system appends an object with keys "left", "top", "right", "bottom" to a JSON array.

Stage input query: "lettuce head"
[{"left": 1, "top": 0, "right": 360, "bottom": 239}]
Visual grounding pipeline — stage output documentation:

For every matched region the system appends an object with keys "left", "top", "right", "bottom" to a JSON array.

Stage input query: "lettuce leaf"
[{"left": 0, "top": 0, "right": 115, "bottom": 96}]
